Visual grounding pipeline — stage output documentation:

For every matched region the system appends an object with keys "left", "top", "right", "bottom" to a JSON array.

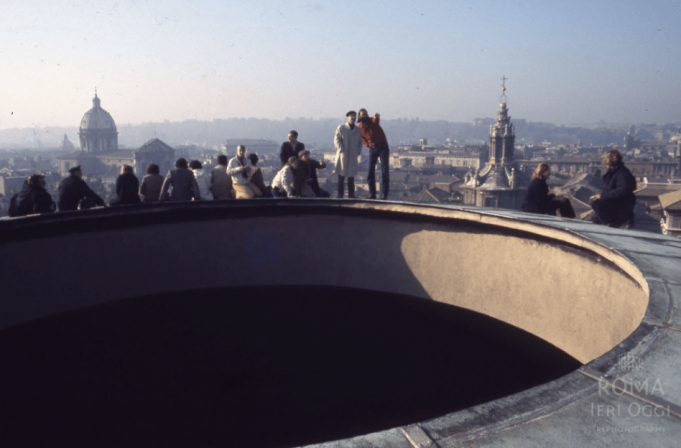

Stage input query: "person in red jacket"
[{"left": 358, "top": 108, "right": 390, "bottom": 200}]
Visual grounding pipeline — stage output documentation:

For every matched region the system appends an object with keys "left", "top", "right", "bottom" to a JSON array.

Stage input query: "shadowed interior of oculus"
[{"left": 0, "top": 285, "right": 581, "bottom": 448}]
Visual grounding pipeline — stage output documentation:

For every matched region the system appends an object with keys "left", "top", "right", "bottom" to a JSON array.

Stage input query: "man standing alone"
[
  {"left": 334, "top": 111, "right": 363, "bottom": 198},
  {"left": 358, "top": 108, "right": 390, "bottom": 200}
]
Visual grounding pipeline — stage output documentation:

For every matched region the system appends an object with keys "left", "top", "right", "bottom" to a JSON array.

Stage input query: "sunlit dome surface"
[{"left": 80, "top": 93, "right": 116, "bottom": 131}]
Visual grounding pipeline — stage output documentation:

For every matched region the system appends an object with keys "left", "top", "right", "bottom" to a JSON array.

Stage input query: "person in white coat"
[
  {"left": 271, "top": 156, "right": 300, "bottom": 198},
  {"left": 333, "top": 111, "right": 363, "bottom": 198},
  {"left": 227, "top": 145, "right": 263, "bottom": 199},
  {"left": 189, "top": 160, "right": 213, "bottom": 200}
]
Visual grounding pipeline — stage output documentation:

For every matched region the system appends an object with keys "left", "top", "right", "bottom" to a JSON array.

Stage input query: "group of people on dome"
[
  {"left": 7, "top": 109, "right": 392, "bottom": 216},
  {"left": 521, "top": 148, "right": 637, "bottom": 229}
]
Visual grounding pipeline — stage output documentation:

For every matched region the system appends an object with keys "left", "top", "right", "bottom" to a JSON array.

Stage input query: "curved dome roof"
[{"left": 80, "top": 93, "right": 117, "bottom": 131}]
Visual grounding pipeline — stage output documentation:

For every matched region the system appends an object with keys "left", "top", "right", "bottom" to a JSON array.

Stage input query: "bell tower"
[{"left": 488, "top": 76, "right": 515, "bottom": 166}]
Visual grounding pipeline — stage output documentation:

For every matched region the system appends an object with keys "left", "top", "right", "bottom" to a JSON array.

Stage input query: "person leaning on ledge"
[
  {"left": 590, "top": 148, "right": 637, "bottom": 229},
  {"left": 58, "top": 165, "right": 105, "bottom": 211},
  {"left": 160, "top": 158, "right": 201, "bottom": 202}
]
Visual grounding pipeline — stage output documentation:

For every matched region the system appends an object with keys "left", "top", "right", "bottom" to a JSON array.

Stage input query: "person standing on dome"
[
  {"left": 58, "top": 166, "right": 106, "bottom": 211},
  {"left": 279, "top": 131, "right": 305, "bottom": 166},
  {"left": 334, "top": 111, "right": 363, "bottom": 198},
  {"left": 357, "top": 109, "right": 390, "bottom": 200}
]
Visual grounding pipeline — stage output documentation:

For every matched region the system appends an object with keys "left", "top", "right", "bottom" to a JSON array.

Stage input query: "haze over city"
[{"left": 2, "top": 0, "right": 681, "bottom": 132}]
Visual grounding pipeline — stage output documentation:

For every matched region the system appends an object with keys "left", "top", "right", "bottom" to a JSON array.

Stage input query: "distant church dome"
[
  {"left": 80, "top": 93, "right": 117, "bottom": 131},
  {"left": 670, "top": 128, "right": 681, "bottom": 143},
  {"left": 79, "top": 91, "right": 118, "bottom": 153}
]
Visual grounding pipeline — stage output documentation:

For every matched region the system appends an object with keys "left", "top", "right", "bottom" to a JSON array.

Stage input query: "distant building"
[
  {"left": 131, "top": 138, "right": 175, "bottom": 178},
  {"left": 221, "top": 139, "right": 279, "bottom": 156},
  {"left": 57, "top": 92, "right": 127, "bottom": 175},
  {"left": 671, "top": 127, "right": 681, "bottom": 174},
  {"left": 658, "top": 189, "right": 681, "bottom": 237},
  {"left": 0, "top": 176, "right": 27, "bottom": 197},
  {"left": 59, "top": 134, "right": 75, "bottom": 151},
  {"left": 461, "top": 86, "right": 527, "bottom": 209},
  {"left": 57, "top": 92, "right": 175, "bottom": 179}
]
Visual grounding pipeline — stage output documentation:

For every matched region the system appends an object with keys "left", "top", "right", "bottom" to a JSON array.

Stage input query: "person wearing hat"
[
  {"left": 279, "top": 130, "right": 306, "bottom": 166},
  {"left": 294, "top": 149, "right": 328, "bottom": 197},
  {"left": 333, "top": 111, "right": 363, "bottom": 198},
  {"left": 358, "top": 108, "right": 390, "bottom": 200},
  {"left": 8, "top": 174, "right": 56, "bottom": 217},
  {"left": 58, "top": 166, "right": 106, "bottom": 211}
]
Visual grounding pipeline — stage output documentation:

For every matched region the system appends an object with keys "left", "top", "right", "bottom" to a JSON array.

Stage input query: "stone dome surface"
[{"left": 80, "top": 93, "right": 116, "bottom": 131}]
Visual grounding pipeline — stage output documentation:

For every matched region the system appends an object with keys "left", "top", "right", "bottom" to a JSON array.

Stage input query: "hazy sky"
[{"left": 2, "top": 0, "right": 681, "bottom": 130}]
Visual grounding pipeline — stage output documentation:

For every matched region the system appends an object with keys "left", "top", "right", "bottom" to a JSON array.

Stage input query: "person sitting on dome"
[
  {"left": 521, "top": 163, "right": 574, "bottom": 218},
  {"left": 227, "top": 145, "right": 262, "bottom": 199},
  {"left": 247, "top": 153, "right": 273, "bottom": 197},
  {"left": 58, "top": 166, "right": 106, "bottom": 211},
  {"left": 210, "top": 155, "right": 233, "bottom": 200},
  {"left": 8, "top": 174, "right": 56, "bottom": 217},
  {"left": 111, "top": 165, "right": 141, "bottom": 206},
  {"left": 294, "top": 149, "right": 329, "bottom": 197},
  {"left": 590, "top": 149, "right": 637, "bottom": 228},
  {"left": 272, "top": 156, "right": 300, "bottom": 198},
  {"left": 139, "top": 164, "right": 164, "bottom": 203},
  {"left": 189, "top": 160, "right": 213, "bottom": 200},
  {"left": 160, "top": 158, "right": 202, "bottom": 202}
]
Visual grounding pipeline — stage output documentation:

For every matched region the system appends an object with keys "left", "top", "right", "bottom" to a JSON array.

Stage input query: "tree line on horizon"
[{"left": 1, "top": 117, "right": 678, "bottom": 151}]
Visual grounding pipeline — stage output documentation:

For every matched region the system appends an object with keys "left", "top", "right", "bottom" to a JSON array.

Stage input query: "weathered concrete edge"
[
  {"left": 3, "top": 199, "right": 679, "bottom": 446},
  {"left": 289, "top": 200, "right": 680, "bottom": 447}
]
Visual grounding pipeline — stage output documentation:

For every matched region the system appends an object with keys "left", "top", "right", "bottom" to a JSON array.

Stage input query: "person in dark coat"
[
  {"left": 58, "top": 166, "right": 105, "bottom": 211},
  {"left": 294, "top": 149, "right": 329, "bottom": 197},
  {"left": 279, "top": 130, "right": 305, "bottom": 166},
  {"left": 159, "top": 158, "right": 202, "bottom": 202},
  {"left": 521, "top": 163, "right": 561, "bottom": 215},
  {"left": 110, "top": 165, "right": 141, "bottom": 206},
  {"left": 590, "top": 149, "right": 637, "bottom": 228},
  {"left": 8, "top": 174, "right": 56, "bottom": 217}
]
